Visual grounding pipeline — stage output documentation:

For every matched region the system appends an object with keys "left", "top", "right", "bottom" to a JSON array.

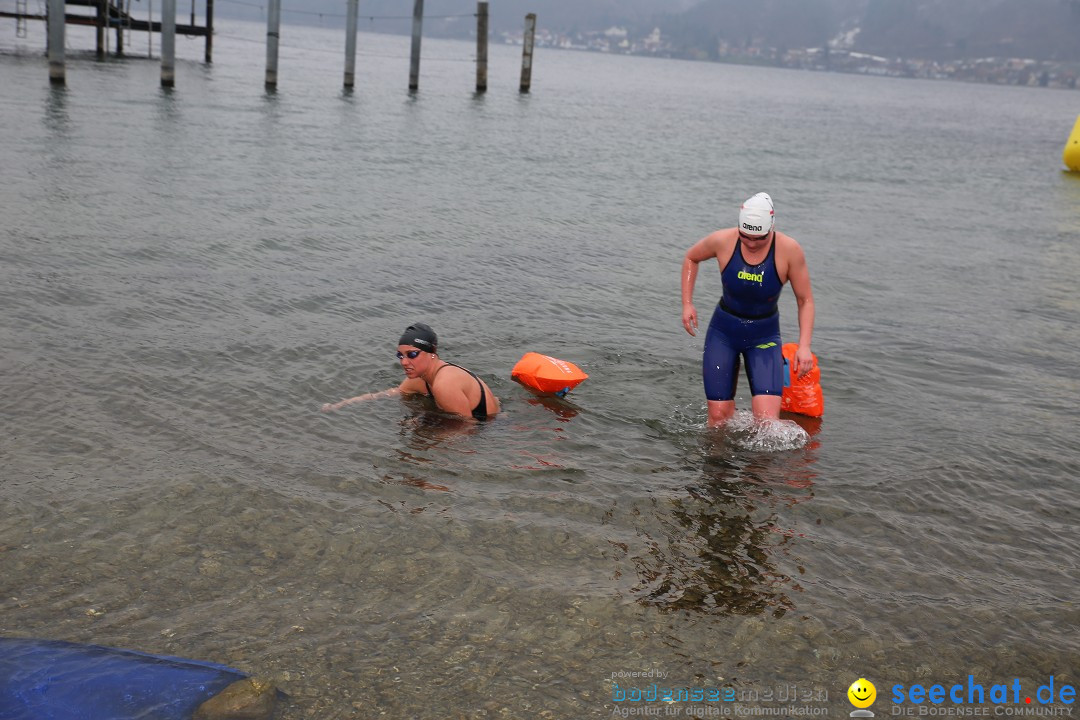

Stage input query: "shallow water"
[{"left": 1, "top": 16, "right": 1079, "bottom": 719}]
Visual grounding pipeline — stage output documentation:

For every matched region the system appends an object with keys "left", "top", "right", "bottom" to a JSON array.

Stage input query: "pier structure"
[
  {"left": 1, "top": 0, "right": 214, "bottom": 65},
  {"left": 4, "top": 1, "right": 534, "bottom": 94}
]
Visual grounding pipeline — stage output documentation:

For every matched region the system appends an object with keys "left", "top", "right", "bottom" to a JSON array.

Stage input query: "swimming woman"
[{"left": 321, "top": 323, "right": 500, "bottom": 420}]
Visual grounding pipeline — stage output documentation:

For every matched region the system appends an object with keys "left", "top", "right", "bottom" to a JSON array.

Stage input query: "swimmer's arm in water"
[
  {"left": 320, "top": 378, "right": 426, "bottom": 412},
  {"left": 320, "top": 388, "right": 399, "bottom": 412}
]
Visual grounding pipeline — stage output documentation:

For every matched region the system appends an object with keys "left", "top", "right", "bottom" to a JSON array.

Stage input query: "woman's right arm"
[
  {"left": 321, "top": 376, "right": 430, "bottom": 412},
  {"left": 321, "top": 387, "right": 402, "bottom": 412},
  {"left": 681, "top": 232, "right": 720, "bottom": 336}
]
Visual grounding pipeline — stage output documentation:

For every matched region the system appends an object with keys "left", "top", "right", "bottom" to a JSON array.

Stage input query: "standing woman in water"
[{"left": 681, "top": 192, "right": 815, "bottom": 426}]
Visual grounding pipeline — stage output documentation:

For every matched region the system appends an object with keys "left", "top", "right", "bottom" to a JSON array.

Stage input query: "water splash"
[{"left": 721, "top": 411, "right": 810, "bottom": 452}]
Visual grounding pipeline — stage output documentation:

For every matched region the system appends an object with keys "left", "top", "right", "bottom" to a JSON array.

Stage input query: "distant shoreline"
[{"left": 3, "top": 13, "right": 1077, "bottom": 92}]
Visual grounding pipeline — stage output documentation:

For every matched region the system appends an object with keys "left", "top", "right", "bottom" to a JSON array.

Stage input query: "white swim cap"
[{"left": 739, "top": 192, "right": 774, "bottom": 237}]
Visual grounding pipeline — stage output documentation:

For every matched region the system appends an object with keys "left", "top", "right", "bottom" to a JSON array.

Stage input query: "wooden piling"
[
  {"left": 519, "top": 13, "right": 536, "bottom": 93},
  {"left": 265, "top": 0, "right": 281, "bottom": 88},
  {"left": 96, "top": 0, "right": 106, "bottom": 58},
  {"left": 116, "top": 2, "right": 125, "bottom": 57},
  {"left": 161, "top": 0, "right": 176, "bottom": 86},
  {"left": 408, "top": 0, "right": 423, "bottom": 91},
  {"left": 344, "top": 0, "right": 358, "bottom": 88},
  {"left": 205, "top": 0, "right": 214, "bottom": 63},
  {"left": 47, "top": 0, "right": 65, "bottom": 84},
  {"left": 475, "top": 1, "right": 488, "bottom": 93}
]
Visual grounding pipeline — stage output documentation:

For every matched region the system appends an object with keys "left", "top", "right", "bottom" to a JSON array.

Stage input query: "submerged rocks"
[{"left": 193, "top": 677, "right": 279, "bottom": 720}]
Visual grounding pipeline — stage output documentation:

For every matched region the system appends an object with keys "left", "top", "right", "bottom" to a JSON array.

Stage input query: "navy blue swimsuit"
[{"left": 703, "top": 236, "right": 785, "bottom": 402}]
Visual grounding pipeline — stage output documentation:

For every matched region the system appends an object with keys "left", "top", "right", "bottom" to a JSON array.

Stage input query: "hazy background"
[
  {"left": 195, "top": 0, "right": 1080, "bottom": 62},
  {"left": 4, "top": 0, "right": 1079, "bottom": 62}
]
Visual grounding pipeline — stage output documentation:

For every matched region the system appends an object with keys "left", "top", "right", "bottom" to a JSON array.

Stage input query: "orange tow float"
[
  {"left": 511, "top": 352, "right": 588, "bottom": 396},
  {"left": 780, "top": 343, "right": 824, "bottom": 417}
]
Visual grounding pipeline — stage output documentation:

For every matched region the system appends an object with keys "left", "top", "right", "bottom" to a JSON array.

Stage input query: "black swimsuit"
[{"left": 424, "top": 362, "right": 490, "bottom": 420}]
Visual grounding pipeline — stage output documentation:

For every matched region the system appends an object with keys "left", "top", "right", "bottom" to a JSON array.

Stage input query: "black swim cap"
[{"left": 398, "top": 323, "right": 437, "bottom": 353}]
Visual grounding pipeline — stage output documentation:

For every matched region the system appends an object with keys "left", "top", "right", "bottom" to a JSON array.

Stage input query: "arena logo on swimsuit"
[{"left": 737, "top": 270, "right": 764, "bottom": 283}]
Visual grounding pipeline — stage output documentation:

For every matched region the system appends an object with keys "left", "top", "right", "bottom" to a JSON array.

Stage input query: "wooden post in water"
[
  {"left": 205, "top": 0, "right": 214, "bottom": 63},
  {"left": 519, "top": 13, "right": 536, "bottom": 93},
  {"left": 344, "top": 0, "right": 358, "bottom": 88},
  {"left": 161, "top": 0, "right": 176, "bottom": 86},
  {"left": 116, "top": 0, "right": 125, "bottom": 57},
  {"left": 265, "top": 0, "right": 281, "bottom": 88},
  {"left": 47, "top": 0, "right": 65, "bottom": 84},
  {"left": 95, "top": 0, "right": 106, "bottom": 58},
  {"left": 475, "top": 1, "right": 488, "bottom": 93},
  {"left": 408, "top": 0, "right": 423, "bottom": 91}
]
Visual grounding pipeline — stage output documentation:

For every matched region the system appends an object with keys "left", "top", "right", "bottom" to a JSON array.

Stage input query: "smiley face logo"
[{"left": 848, "top": 678, "right": 876, "bottom": 708}]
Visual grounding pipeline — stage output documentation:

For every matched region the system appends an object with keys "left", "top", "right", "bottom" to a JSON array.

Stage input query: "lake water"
[{"left": 2, "top": 16, "right": 1079, "bottom": 720}]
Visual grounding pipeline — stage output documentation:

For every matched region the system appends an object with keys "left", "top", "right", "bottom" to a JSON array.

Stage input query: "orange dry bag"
[
  {"left": 780, "top": 343, "right": 824, "bottom": 417},
  {"left": 511, "top": 352, "right": 588, "bottom": 396}
]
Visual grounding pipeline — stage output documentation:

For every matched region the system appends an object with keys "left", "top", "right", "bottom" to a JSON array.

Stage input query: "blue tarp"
[{"left": 0, "top": 637, "right": 248, "bottom": 720}]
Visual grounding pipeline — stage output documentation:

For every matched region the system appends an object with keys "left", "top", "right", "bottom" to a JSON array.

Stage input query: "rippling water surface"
[{"left": 2, "top": 17, "right": 1079, "bottom": 719}]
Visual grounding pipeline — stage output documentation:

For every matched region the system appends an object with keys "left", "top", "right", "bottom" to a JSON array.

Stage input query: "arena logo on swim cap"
[{"left": 739, "top": 192, "right": 775, "bottom": 236}]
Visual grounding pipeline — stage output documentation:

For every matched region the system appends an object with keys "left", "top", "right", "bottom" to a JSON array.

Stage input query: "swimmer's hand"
[
  {"left": 794, "top": 345, "right": 814, "bottom": 378},
  {"left": 682, "top": 302, "right": 698, "bottom": 337}
]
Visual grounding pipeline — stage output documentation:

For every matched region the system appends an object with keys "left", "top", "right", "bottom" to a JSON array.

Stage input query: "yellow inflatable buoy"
[{"left": 1064, "top": 114, "right": 1080, "bottom": 172}]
